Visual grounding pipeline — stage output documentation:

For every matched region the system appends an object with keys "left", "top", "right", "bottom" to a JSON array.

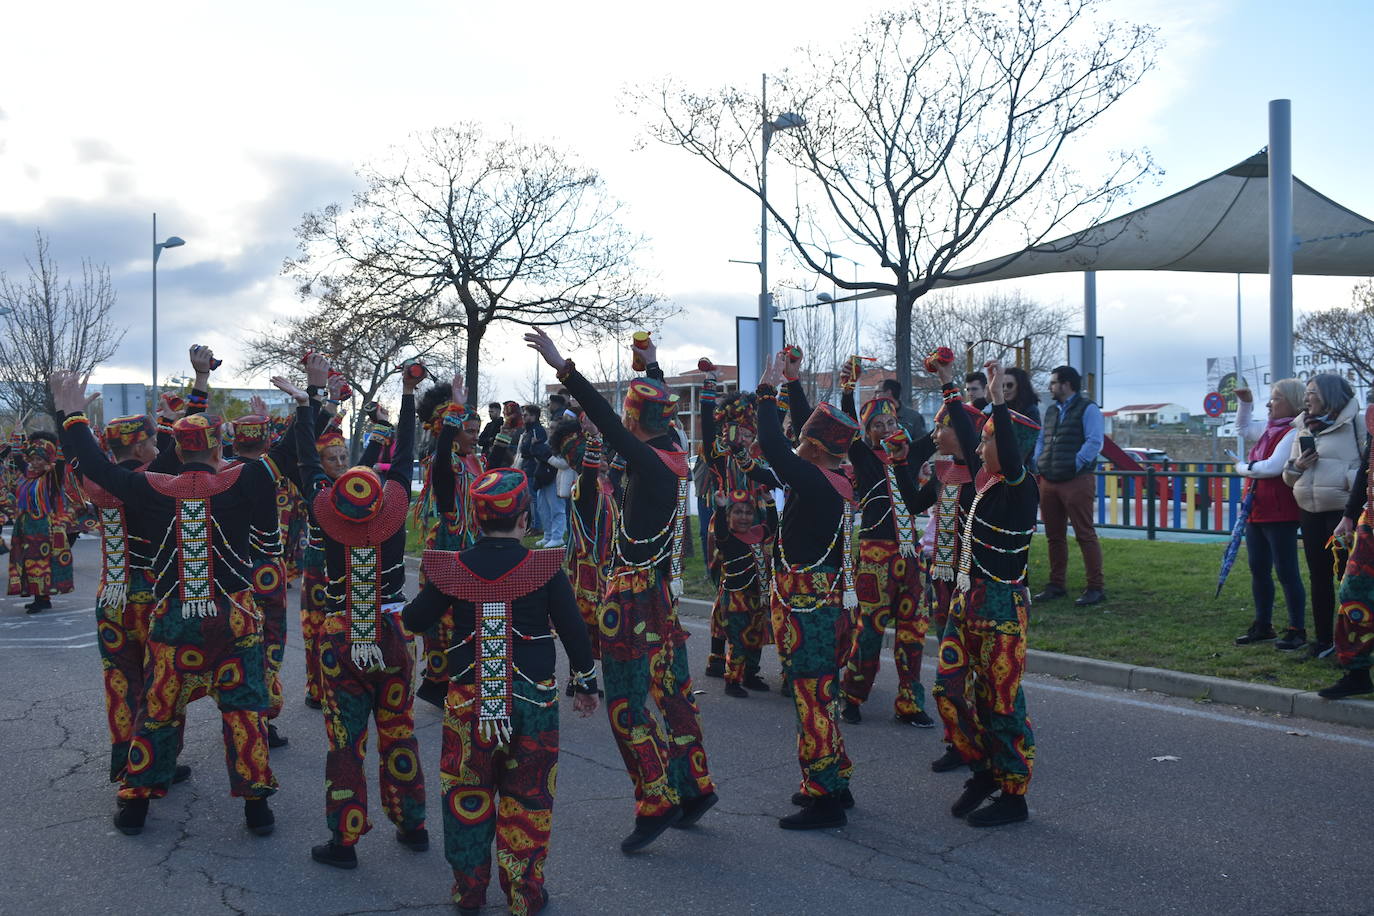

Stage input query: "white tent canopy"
[{"left": 936, "top": 150, "right": 1374, "bottom": 285}]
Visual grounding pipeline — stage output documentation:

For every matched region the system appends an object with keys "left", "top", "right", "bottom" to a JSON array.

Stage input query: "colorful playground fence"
[{"left": 1090, "top": 462, "right": 1243, "bottom": 539}]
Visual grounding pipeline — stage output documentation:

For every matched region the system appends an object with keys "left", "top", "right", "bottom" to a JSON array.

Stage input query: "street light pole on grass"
[{"left": 152, "top": 213, "right": 186, "bottom": 408}]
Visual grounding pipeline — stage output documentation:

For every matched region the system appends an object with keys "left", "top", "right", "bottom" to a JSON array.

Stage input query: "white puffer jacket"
[{"left": 1282, "top": 397, "right": 1366, "bottom": 513}]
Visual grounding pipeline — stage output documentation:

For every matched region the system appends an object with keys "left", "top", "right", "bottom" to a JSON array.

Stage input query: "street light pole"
[
  {"left": 757, "top": 74, "right": 805, "bottom": 385},
  {"left": 151, "top": 213, "right": 186, "bottom": 408}
]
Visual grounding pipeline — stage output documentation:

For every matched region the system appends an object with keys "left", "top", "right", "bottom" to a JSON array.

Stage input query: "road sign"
[{"left": 1203, "top": 392, "right": 1226, "bottom": 418}]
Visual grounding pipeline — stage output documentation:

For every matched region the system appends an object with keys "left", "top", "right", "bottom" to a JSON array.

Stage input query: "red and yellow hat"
[
  {"left": 25, "top": 438, "right": 58, "bottom": 463},
  {"left": 800, "top": 402, "right": 860, "bottom": 458},
  {"left": 312, "top": 466, "right": 409, "bottom": 546},
  {"left": 859, "top": 396, "right": 898, "bottom": 429},
  {"left": 103, "top": 414, "right": 154, "bottom": 449},
  {"left": 233, "top": 414, "right": 270, "bottom": 449},
  {"left": 624, "top": 378, "right": 678, "bottom": 435},
  {"left": 470, "top": 468, "right": 532, "bottom": 525},
  {"left": 316, "top": 427, "right": 346, "bottom": 454},
  {"left": 171, "top": 414, "right": 223, "bottom": 453}
]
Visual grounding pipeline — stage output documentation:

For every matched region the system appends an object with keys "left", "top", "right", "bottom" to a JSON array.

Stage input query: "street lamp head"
[
  {"left": 161, "top": 236, "right": 186, "bottom": 249},
  {"left": 772, "top": 112, "right": 806, "bottom": 131},
  {"left": 816, "top": 292, "right": 833, "bottom": 302}
]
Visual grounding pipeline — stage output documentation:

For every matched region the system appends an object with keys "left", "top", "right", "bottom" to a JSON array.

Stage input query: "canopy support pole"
[
  {"left": 1083, "top": 271, "right": 1098, "bottom": 401},
  {"left": 1268, "top": 99, "right": 1294, "bottom": 382}
]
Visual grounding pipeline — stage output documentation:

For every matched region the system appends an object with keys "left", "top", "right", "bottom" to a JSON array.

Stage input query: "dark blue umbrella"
[{"left": 1216, "top": 484, "right": 1255, "bottom": 597}]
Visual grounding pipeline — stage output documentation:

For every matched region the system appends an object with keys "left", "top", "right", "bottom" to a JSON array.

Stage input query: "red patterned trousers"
[{"left": 841, "top": 539, "right": 927, "bottom": 715}]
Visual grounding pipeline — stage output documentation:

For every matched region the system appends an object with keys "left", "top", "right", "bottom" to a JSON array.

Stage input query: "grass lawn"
[
  {"left": 406, "top": 520, "right": 1341, "bottom": 693},
  {"left": 1026, "top": 534, "right": 1339, "bottom": 693}
]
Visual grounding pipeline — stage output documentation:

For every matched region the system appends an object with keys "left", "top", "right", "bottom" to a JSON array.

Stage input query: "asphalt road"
[{"left": 2, "top": 538, "right": 1372, "bottom": 916}]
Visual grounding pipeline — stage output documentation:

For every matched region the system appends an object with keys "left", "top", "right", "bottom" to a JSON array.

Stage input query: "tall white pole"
[
  {"left": 1083, "top": 271, "right": 1098, "bottom": 401},
  {"left": 151, "top": 213, "right": 159, "bottom": 408},
  {"left": 758, "top": 73, "right": 772, "bottom": 385},
  {"left": 1237, "top": 274, "right": 1246, "bottom": 456},
  {"left": 1268, "top": 99, "right": 1294, "bottom": 382}
]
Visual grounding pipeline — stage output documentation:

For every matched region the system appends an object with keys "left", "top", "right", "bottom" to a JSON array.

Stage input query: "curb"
[{"left": 678, "top": 597, "right": 1374, "bottom": 731}]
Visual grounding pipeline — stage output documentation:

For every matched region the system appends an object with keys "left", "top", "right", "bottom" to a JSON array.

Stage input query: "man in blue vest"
[{"left": 1032, "top": 366, "right": 1106, "bottom": 606}]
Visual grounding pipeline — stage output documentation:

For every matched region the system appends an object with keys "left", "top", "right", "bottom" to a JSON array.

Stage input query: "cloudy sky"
[{"left": 1, "top": 0, "right": 1370, "bottom": 413}]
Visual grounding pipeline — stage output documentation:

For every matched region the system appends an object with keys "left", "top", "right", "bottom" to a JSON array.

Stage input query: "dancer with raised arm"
[{"left": 525, "top": 326, "right": 717, "bottom": 854}]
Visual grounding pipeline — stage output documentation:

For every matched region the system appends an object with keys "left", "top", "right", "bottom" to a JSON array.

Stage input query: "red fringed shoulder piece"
[
  {"left": 144, "top": 464, "right": 246, "bottom": 499},
  {"left": 649, "top": 446, "right": 689, "bottom": 478},
  {"left": 421, "top": 548, "right": 565, "bottom": 603},
  {"left": 934, "top": 458, "right": 972, "bottom": 486},
  {"left": 820, "top": 466, "right": 855, "bottom": 502}
]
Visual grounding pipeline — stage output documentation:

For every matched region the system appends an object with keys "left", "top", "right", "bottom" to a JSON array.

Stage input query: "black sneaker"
[
  {"left": 790, "top": 788, "right": 854, "bottom": 810},
  {"left": 113, "top": 798, "right": 149, "bottom": 836},
  {"left": 724, "top": 682, "right": 748, "bottom": 698},
  {"left": 1032, "top": 585, "right": 1066, "bottom": 602},
  {"left": 966, "top": 792, "right": 1028, "bottom": 827},
  {"left": 311, "top": 839, "right": 357, "bottom": 869},
  {"left": 931, "top": 747, "right": 966, "bottom": 772},
  {"left": 267, "top": 724, "right": 288, "bottom": 748},
  {"left": 24, "top": 596, "right": 51, "bottom": 614},
  {"left": 674, "top": 791, "right": 718, "bottom": 828},
  {"left": 950, "top": 771, "right": 997, "bottom": 818},
  {"left": 895, "top": 711, "right": 935, "bottom": 728},
  {"left": 172, "top": 764, "right": 192, "bottom": 784},
  {"left": 395, "top": 826, "right": 429, "bottom": 851},
  {"left": 778, "top": 795, "right": 847, "bottom": 830},
  {"left": 1274, "top": 628, "right": 1308, "bottom": 651},
  {"left": 1074, "top": 588, "right": 1107, "bottom": 607},
  {"left": 1310, "top": 642, "right": 1335, "bottom": 660},
  {"left": 1235, "top": 623, "right": 1277, "bottom": 645},
  {"left": 704, "top": 657, "right": 726, "bottom": 679},
  {"left": 743, "top": 673, "right": 770, "bottom": 692},
  {"left": 244, "top": 798, "right": 275, "bottom": 836},
  {"left": 1318, "top": 669, "right": 1374, "bottom": 699},
  {"left": 840, "top": 702, "right": 862, "bottom": 725},
  {"left": 620, "top": 807, "right": 682, "bottom": 853}
]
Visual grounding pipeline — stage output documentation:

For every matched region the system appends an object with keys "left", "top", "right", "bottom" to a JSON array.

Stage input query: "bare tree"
[
  {"left": 285, "top": 124, "right": 672, "bottom": 406},
  {"left": 634, "top": 0, "right": 1158, "bottom": 404},
  {"left": 869, "top": 288, "right": 1074, "bottom": 387},
  {"left": 0, "top": 231, "right": 126, "bottom": 424},
  {"left": 1295, "top": 280, "right": 1374, "bottom": 389},
  {"left": 774, "top": 289, "right": 859, "bottom": 405},
  {"left": 242, "top": 275, "right": 452, "bottom": 456}
]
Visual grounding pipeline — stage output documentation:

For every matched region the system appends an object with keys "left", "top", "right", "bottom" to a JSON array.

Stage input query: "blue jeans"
[
  {"left": 536, "top": 485, "right": 567, "bottom": 546},
  {"left": 1246, "top": 520, "right": 1306, "bottom": 630}
]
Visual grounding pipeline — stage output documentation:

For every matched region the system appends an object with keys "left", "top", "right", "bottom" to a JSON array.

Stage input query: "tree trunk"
[
  {"left": 894, "top": 291, "right": 916, "bottom": 408},
  {"left": 463, "top": 320, "right": 484, "bottom": 409}
]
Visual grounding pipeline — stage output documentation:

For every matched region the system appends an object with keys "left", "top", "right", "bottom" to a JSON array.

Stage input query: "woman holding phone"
[
  {"left": 1232, "top": 380, "right": 1305, "bottom": 647},
  {"left": 1283, "top": 374, "right": 1365, "bottom": 657}
]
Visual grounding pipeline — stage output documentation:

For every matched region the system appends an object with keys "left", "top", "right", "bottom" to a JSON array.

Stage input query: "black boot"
[
  {"left": 311, "top": 838, "right": 357, "bottom": 869},
  {"left": 267, "top": 723, "right": 288, "bottom": 748},
  {"left": 396, "top": 825, "right": 430, "bottom": 851},
  {"left": 113, "top": 798, "right": 149, "bottom": 835},
  {"left": 966, "top": 792, "right": 1029, "bottom": 827},
  {"left": 1234, "top": 621, "right": 1277, "bottom": 645},
  {"left": 778, "top": 794, "right": 847, "bottom": 830},
  {"left": 244, "top": 798, "right": 275, "bottom": 836},
  {"left": 620, "top": 807, "right": 682, "bottom": 852},
  {"left": 840, "top": 701, "right": 862, "bottom": 725},
  {"left": 950, "top": 770, "right": 997, "bottom": 818},
  {"left": 172, "top": 764, "right": 192, "bottom": 784},
  {"left": 674, "top": 791, "right": 718, "bottom": 828},
  {"left": 724, "top": 682, "right": 749, "bottom": 698},
  {"left": 791, "top": 787, "right": 854, "bottom": 810},
  {"left": 743, "top": 673, "right": 770, "bottom": 692},
  {"left": 24, "top": 596, "right": 51, "bottom": 614},
  {"left": 704, "top": 655, "right": 726, "bottom": 679},
  {"left": 931, "top": 746, "right": 966, "bottom": 773},
  {"left": 1318, "top": 668, "right": 1374, "bottom": 699},
  {"left": 894, "top": 710, "right": 935, "bottom": 728},
  {"left": 304, "top": 695, "right": 323, "bottom": 710}
]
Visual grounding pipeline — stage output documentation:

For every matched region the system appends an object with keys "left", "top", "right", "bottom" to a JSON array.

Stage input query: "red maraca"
[{"left": 923, "top": 346, "right": 955, "bottom": 374}]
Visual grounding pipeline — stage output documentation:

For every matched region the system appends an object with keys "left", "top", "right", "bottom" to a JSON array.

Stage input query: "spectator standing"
[
  {"left": 477, "top": 402, "right": 502, "bottom": 458},
  {"left": 878, "top": 378, "right": 928, "bottom": 439},
  {"left": 964, "top": 371, "right": 989, "bottom": 411},
  {"left": 1282, "top": 374, "right": 1363, "bottom": 657},
  {"left": 1001, "top": 367, "right": 1041, "bottom": 425},
  {"left": 1033, "top": 365, "right": 1106, "bottom": 606},
  {"left": 516, "top": 405, "right": 548, "bottom": 535},
  {"left": 1232, "top": 381, "right": 1305, "bottom": 647},
  {"left": 546, "top": 418, "right": 581, "bottom": 551}
]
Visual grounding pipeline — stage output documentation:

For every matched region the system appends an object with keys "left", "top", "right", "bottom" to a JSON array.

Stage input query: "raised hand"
[
  {"left": 189, "top": 345, "right": 218, "bottom": 375},
  {"left": 250, "top": 394, "right": 269, "bottom": 416},
  {"left": 759, "top": 350, "right": 787, "bottom": 390},
  {"left": 781, "top": 345, "right": 802, "bottom": 382},
  {"left": 1234, "top": 387, "right": 1253, "bottom": 404},
  {"left": 49, "top": 370, "right": 90, "bottom": 415},
  {"left": 984, "top": 360, "right": 1004, "bottom": 405},
  {"left": 451, "top": 373, "right": 468, "bottom": 406},
  {"left": 304, "top": 352, "right": 330, "bottom": 388},
  {"left": 523, "top": 327, "right": 567, "bottom": 372},
  {"left": 271, "top": 375, "right": 310, "bottom": 405}
]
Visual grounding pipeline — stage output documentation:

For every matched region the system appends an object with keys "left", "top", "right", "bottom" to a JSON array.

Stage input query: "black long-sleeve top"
[
  {"left": 756, "top": 390, "right": 847, "bottom": 570},
  {"left": 949, "top": 398, "right": 1039, "bottom": 585},
  {"left": 841, "top": 389, "right": 935, "bottom": 541},
  {"left": 1346, "top": 441, "right": 1370, "bottom": 522},
  {"left": 60, "top": 403, "right": 315, "bottom": 598},
  {"left": 306, "top": 395, "right": 415, "bottom": 610},
  {"left": 402, "top": 537, "right": 596, "bottom": 688},
  {"left": 559, "top": 366, "right": 683, "bottom": 573}
]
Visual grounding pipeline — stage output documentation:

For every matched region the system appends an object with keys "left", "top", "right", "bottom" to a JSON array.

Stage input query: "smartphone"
[
  {"left": 1299, "top": 435, "right": 1317, "bottom": 456},
  {"left": 1223, "top": 448, "right": 1240, "bottom": 462}
]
